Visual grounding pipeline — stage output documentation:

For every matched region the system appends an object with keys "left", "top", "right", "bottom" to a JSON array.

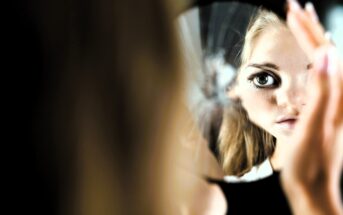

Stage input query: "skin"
[{"left": 230, "top": 25, "right": 312, "bottom": 170}]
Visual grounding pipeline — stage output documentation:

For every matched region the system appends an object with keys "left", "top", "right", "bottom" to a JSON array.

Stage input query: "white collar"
[{"left": 223, "top": 159, "right": 273, "bottom": 183}]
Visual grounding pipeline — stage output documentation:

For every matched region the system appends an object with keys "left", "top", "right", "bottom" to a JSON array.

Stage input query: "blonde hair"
[{"left": 219, "top": 9, "right": 286, "bottom": 176}]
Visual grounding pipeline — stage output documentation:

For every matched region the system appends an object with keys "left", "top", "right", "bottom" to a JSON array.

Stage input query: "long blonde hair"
[{"left": 219, "top": 9, "right": 285, "bottom": 176}]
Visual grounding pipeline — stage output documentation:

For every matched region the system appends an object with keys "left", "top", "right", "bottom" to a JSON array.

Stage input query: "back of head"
[{"left": 27, "top": 0, "right": 185, "bottom": 214}]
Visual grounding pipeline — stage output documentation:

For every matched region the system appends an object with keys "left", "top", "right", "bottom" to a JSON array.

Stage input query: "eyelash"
[{"left": 247, "top": 71, "right": 281, "bottom": 89}]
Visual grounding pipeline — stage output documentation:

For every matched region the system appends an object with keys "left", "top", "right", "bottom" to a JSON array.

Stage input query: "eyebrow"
[
  {"left": 247, "top": 62, "right": 279, "bottom": 70},
  {"left": 248, "top": 62, "right": 313, "bottom": 70}
]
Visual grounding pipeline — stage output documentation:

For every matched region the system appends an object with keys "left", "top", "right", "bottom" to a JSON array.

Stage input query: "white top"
[{"left": 223, "top": 159, "right": 273, "bottom": 183}]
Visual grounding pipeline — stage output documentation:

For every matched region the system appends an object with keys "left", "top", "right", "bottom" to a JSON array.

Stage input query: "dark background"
[{"left": 191, "top": 0, "right": 342, "bottom": 20}]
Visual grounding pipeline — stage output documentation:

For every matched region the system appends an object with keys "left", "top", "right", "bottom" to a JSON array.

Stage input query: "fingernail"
[
  {"left": 316, "top": 51, "right": 328, "bottom": 74},
  {"left": 288, "top": 0, "right": 301, "bottom": 11},
  {"left": 305, "top": 2, "right": 319, "bottom": 22}
]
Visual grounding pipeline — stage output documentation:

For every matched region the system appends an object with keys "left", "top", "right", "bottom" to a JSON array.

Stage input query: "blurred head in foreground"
[{"left": 28, "top": 0, "right": 191, "bottom": 214}]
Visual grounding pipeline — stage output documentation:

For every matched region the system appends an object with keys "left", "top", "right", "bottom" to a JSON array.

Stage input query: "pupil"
[{"left": 258, "top": 76, "right": 268, "bottom": 84}]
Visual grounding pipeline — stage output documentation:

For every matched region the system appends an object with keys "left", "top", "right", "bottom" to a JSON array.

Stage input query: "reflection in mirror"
[
  {"left": 177, "top": 1, "right": 343, "bottom": 213},
  {"left": 177, "top": 0, "right": 343, "bottom": 179}
]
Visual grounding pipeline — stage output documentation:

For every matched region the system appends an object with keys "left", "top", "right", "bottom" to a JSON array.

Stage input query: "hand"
[{"left": 281, "top": 0, "right": 343, "bottom": 214}]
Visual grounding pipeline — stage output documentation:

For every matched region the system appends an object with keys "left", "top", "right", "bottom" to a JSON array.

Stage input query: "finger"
[
  {"left": 303, "top": 1, "right": 326, "bottom": 38},
  {"left": 325, "top": 49, "right": 343, "bottom": 174},
  {"left": 287, "top": 11, "right": 317, "bottom": 56},
  {"left": 288, "top": 0, "right": 326, "bottom": 44},
  {"left": 304, "top": 2, "right": 319, "bottom": 23},
  {"left": 325, "top": 48, "right": 343, "bottom": 131},
  {"left": 298, "top": 49, "right": 330, "bottom": 137},
  {"left": 320, "top": 48, "right": 343, "bottom": 174},
  {"left": 303, "top": 3, "right": 328, "bottom": 45},
  {"left": 287, "top": 0, "right": 327, "bottom": 57}
]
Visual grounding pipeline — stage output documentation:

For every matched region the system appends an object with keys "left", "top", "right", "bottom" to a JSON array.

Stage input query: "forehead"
[{"left": 248, "top": 26, "right": 310, "bottom": 66}]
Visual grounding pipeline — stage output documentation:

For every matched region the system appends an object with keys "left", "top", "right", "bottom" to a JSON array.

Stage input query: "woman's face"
[{"left": 233, "top": 26, "right": 311, "bottom": 140}]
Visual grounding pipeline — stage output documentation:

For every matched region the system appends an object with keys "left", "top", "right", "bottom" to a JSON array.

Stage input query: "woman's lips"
[{"left": 276, "top": 118, "right": 298, "bottom": 129}]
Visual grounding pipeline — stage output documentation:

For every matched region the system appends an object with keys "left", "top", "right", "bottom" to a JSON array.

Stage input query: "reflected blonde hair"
[{"left": 219, "top": 9, "right": 286, "bottom": 176}]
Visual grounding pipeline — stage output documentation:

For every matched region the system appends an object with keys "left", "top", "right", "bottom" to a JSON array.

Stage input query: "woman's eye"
[{"left": 249, "top": 72, "right": 279, "bottom": 88}]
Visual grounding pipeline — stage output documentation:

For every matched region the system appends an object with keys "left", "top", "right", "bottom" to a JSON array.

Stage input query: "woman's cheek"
[{"left": 242, "top": 91, "right": 275, "bottom": 123}]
